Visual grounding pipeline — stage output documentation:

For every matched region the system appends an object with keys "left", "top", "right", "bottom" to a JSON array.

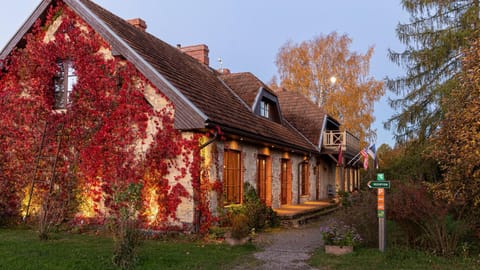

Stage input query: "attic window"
[
  {"left": 255, "top": 92, "right": 281, "bottom": 123},
  {"left": 54, "top": 60, "right": 77, "bottom": 109},
  {"left": 260, "top": 99, "right": 271, "bottom": 118}
]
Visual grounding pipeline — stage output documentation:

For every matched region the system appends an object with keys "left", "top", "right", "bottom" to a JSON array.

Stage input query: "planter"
[{"left": 325, "top": 245, "right": 353, "bottom": 255}]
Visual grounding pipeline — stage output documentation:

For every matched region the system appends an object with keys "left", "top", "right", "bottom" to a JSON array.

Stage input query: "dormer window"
[
  {"left": 254, "top": 89, "right": 282, "bottom": 123},
  {"left": 260, "top": 99, "right": 271, "bottom": 118},
  {"left": 54, "top": 60, "right": 77, "bottom": 109}
]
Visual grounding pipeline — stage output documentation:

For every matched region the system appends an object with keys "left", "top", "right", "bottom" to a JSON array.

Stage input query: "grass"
[
  {"left": 309, "top": 246, "right": 480, "bottom": 270},
  {"left": 0, "top": 228, "right": 256, "bottom": 270}
]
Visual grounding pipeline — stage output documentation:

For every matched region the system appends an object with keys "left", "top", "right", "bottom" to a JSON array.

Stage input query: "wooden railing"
[{"left": 323, "top": 131, "right": 360, "bottom": 156}]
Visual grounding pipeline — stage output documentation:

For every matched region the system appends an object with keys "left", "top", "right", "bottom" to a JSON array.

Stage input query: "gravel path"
[{"left": 235, "top": 219, "right": 327, "bottom": 270}]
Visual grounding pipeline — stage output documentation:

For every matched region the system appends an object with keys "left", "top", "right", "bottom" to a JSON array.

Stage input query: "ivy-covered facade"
[{"left": 0, "top": 0, "right": 360, "bottom": 233}]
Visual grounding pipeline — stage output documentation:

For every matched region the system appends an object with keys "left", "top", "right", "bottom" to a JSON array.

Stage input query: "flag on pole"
[
  {"left": 360, "top": 148, "right": 368, "bottom": 170},
  {"left": 367, "top": 144, "right": 378, "bottom": 169},
  {"left": 337, "top": 144, "right": 343, "bottom": 166}
]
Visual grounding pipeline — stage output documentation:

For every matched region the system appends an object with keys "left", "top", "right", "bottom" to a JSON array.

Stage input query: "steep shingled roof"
[
  {"left": 76, "top": 0, "right": 317, "bottom": 153},
  {"left": 220, "top": 72, "right": 272, "bottom": 108},
  {"left": 0, "top": 0, "right": 319, "bottom": 153},
  {"left": 276, "top": 89, "right": 328, "bottom": 147}
]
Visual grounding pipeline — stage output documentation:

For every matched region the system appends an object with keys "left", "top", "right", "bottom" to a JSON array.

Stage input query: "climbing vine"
[{"left": 0, "top": 3, "right": 208, "bottom": 231}]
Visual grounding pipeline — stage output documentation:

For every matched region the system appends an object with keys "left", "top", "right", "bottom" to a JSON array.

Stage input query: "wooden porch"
[{"left": 275, "top": 200, "right": 340, "bottom": 228}]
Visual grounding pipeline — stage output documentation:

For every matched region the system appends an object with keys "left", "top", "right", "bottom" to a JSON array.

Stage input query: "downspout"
[
  {"left": 193, "top": 129, "right": 219, "bottom": 233},
  {"left": 200, "top": 128, "right": 219, "bottom": 149}
]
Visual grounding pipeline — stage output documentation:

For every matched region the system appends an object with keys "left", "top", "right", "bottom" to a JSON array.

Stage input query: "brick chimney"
[
  {"left": 126, "top": 18, "right": 147, "bottom": 31},
  {"left": 178, "top": 44, "right": 210, "bottom": 66}
]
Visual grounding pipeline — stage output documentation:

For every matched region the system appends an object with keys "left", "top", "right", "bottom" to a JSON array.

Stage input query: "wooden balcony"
[{"left": 322, "top": 131, "right": 360, "bottom": 157}]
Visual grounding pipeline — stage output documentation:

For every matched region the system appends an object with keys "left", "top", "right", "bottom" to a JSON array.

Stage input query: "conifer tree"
[{"left": 386, "top": 0, "right": 480, "bottom": 142}]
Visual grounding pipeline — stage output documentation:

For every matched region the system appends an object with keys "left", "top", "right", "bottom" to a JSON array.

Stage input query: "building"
[{"left": 0, "top": 0, "right": 360, "bottom": 232}]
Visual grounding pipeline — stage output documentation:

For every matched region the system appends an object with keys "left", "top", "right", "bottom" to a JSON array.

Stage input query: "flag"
[
  {"left": 367, "top": 144, "right": 378, "bottom": 169},
  {"left": 360, "top": 148, "right": 368, "bottom": 170},
  {"left": 337, "top": 144, "right": 343, "bottom": 166},
  {"left": 367, "top": 144, "right": 376, "bottom": 160}
]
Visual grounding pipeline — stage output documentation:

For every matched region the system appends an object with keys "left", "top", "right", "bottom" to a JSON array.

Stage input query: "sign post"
[{"left": 369, "top": 173, "right": 389, "bottom": 252}]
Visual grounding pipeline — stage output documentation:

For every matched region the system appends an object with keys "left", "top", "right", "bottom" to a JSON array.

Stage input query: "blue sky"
[{"left": 0, "top": 1, "right": 409, "bottom": 146}]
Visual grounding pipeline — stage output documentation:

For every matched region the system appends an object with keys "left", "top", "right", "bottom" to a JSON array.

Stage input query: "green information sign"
[
  {"left": 377, "top": 173, "right": 385, "bottom": 181},
  {"left": 368, "top": 181, "right": 391, "bottom": 189},
  {"left": 378, "top": 210, "right": 385, "bottom": 218}
]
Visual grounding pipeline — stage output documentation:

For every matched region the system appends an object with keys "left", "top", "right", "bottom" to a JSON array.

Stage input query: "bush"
[
  {"left": 389, "top": 181, "right": 474, "bottom": 256},
  {"left": 332, "top": 190, "right": 378, "bottom": 247},
  {"left": 230, "top": 213, "right": 250, "bottom": 239},
  {"left": 219, "top": 182, "right": 279, "bottom": 239},
  {"left": 242, "top": 182, "right": 279, "bottom": 230}
]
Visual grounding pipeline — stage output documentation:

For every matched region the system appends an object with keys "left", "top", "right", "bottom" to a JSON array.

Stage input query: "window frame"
[
  {"left": 259, "top": 99, "right": 270, "bottom": 118},
  {"left": 53, "top": 59, "right": 77, "bottom": 110},
  {"left": 223, "top": 149, "right": 242, "bottom": 205}
]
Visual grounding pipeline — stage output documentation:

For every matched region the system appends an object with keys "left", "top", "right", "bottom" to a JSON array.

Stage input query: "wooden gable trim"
[
  {"left": 68, "top": 0, "right": 207, "bottom": 130},
  {"left": 318, "top": 114, "right": 328, "bottom": 148},
  {"left": 0, "top": 0, "right": 52, "bottom": 60}
]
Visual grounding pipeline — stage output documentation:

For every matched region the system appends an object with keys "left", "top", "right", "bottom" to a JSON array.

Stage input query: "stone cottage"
[{"left": 0, "top": 0, "right": 360, "bottom": 232}]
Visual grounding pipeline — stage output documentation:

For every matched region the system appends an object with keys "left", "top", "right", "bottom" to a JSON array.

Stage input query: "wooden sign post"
[{"left": 369, "top": 173, "right": 389, "bottom": 252}]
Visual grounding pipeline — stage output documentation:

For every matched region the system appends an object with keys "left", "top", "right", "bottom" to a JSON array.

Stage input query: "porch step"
[{"left": 275, "top": 201, "right": 340, "bottom": 228}]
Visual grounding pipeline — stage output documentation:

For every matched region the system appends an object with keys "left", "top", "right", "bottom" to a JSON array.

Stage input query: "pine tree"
[{"left": 386, "top": 0, "right": 480, "bottom": 142}]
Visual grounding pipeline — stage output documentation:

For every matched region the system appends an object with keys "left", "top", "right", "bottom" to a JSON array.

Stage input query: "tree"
[
  {"left": 386, "top": 0, "right": 480, "bottom": 142},
  {"left": 431, "top": 36, "right": 480, "bottom": 213},
  {"left": 376, "top": 142, "right": 440, "bottom": 183},
  {"left": 274, "top": 32, "right": 384, "bottom": 143}
]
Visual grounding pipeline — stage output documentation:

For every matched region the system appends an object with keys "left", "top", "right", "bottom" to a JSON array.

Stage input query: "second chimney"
[
  {"left": 126, "top": 18, "right": 147, "bottom": 31},
  {"left": 178, "top": 44, "right": 210, "bottom": 66}
]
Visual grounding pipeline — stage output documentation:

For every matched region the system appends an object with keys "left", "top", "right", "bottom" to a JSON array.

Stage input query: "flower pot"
[{"left": 325, "top": 245, "right": 353, "bottom": 255}]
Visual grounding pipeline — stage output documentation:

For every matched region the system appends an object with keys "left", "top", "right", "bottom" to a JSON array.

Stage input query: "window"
[
  {"left": 54, "top": 60, "right": 77, "bottom": 109},
  {"left": 255, "top": 89, "right": 281, "bottom": 123},
  {"left": 223, "top": 150, "right": 242, "bottom": 204},
  {"left": 301, "top": 162, "right": 309, "bottom": 196},
  {"left": 260, "top": 99, "right": 270, "bottom": 118},
  {"left": 257, "top": 155, "right": 267, "bottom": 203}
]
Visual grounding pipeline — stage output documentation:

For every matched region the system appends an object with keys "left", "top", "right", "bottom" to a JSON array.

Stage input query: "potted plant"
[{"left": 320, "top": 220, "right": 362, "bottom": 255}]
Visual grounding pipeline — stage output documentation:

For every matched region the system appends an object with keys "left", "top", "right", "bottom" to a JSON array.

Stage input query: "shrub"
[
  {"left": 389, "top": 181, "right": 473, "bottom": 256},
  {"left": 333, "top": 191, "right": 378, "bottom": 247},
  {"left": 242, "top": 182, "right": 278, "bottom": 230},
  {"left": 337, "top": 190, "right": 351, "bottom": 207},
  {"left": 111, "top": 183, "right": 143, "bottom": 270},
  {"left": 230, "top": 213, "right": 249, "bottom": 239}
]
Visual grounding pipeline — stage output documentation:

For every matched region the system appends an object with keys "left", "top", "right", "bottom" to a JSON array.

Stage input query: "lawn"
[
  {"left": 0, "top": 228, "right": 256, "bottom": 270},
  {"left": 309, "top": 246, "right": 480, "bottom": 270}
]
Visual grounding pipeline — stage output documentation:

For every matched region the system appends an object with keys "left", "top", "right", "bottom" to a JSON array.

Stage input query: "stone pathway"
[{"left": 235, "top": 218, "right": 327, "bottom": 270}]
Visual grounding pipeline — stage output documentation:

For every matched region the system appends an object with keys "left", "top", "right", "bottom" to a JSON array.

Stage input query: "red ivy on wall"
[{"left": 0, "top": 3, "right": 210, "bottom": 231}]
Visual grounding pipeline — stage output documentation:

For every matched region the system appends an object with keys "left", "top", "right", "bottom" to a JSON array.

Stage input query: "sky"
[{"left": 0, "top": 1, "right": 409, "bottom": 146}]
